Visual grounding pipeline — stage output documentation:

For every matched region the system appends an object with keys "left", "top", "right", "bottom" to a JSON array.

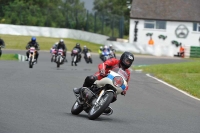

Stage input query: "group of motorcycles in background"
[
  {"left": 49, "top": 44, "right": 116, "bottom": 68},
  {"left": 99, "top": 45, "right": 116, "bottom": 62}
]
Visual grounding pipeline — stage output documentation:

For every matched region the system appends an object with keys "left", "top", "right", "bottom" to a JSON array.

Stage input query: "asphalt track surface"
[{"left": 1, "top": 50, "right": 200, "bottom": 133}]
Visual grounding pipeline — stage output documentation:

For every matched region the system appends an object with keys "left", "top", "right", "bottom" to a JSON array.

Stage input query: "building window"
[
  {"left": 193, "top": 23, "right": 200, "bottom": 32},
  {"left": 144, "top": 20, "right": 166, "bottom": 29}
]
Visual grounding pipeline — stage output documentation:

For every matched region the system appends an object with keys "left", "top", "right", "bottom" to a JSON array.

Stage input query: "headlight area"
[{"left": 113, "top": 76, "right": 124, "bottom": 87}]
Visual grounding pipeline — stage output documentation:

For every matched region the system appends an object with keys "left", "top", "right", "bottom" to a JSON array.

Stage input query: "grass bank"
[
  {"left": 134, "top": 59, "right": 200, "bottom": 99},
  {"left": 0, "top": 54, "right": 18, "bottom": 60},
  {"left": 0, "top": 34, "right": 104, "bottom": 52}
]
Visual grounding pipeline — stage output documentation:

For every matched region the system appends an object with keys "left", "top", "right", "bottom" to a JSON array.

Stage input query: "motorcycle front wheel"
[
  {"left": 89, "top": 57, "right": 92, "bottom": 63},
  {"left": 51, "top": 55, "right": 54, "bottom": 62},
  {"left": 88, "top": 92, "right": 113, "bottom": 120},
  {"left": 71, "top": 101, "right": 83, "bottom": 115},
  {"left": 29, "top": 56, "right": 33, "bottom": 68},
  {"left": 57, "top": 56, "right": 60, "bottom": 68}
]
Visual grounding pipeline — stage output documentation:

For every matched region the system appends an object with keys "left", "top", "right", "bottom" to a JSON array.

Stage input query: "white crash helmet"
[
  {"left": 104, "top": 45, "right": 108, "bottom": 49},
  {"left": 59, "top": 39, "right": 64, "bottom": 43}
]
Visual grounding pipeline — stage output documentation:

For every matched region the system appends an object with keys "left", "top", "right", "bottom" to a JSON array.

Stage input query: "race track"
[{"left": 0, "top": 50, "right": 200, "bottom": 133}]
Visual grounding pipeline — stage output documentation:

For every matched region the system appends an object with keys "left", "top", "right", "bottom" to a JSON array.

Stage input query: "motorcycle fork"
[{"left": 94, "top": 90, "right": 105, "bottom": 106}]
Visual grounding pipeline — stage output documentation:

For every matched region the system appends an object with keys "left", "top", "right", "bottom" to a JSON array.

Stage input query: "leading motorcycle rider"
[
  {"left": 25, "top": 37, "right": 40, "bottom": 62},
  {"left": 74, "top": 51, "right": 134, "bottom": 113}
]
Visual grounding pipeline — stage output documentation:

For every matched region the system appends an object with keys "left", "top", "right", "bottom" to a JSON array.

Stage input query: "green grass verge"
[
  {"left": 0, "top": 34, "right": 104, "bottom": 52},
  {"left": 0, "top": 54, "right": 18, "bottom": 60},
  {"left": 134, "top": 59, "right": 200, "bottom": 99}
]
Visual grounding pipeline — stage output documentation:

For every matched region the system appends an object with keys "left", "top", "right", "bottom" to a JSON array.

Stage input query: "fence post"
[
  {"left": 94, "top": 12, "right": 96, "bottom": 33},
  {"left": 111, "top": 17, "right": 114, "bottom": 37},
  {"left": 75, "top": 10, "right": 78, "bottom": 29},
  {"left": 119, "top": 16, "right": 124, "bottom": 38},
  {"left": 102, "top": 13, "right": 104, "bottom": 34},
  {"left": 86, "top": 10, "right": 89, "bottom": 31}
]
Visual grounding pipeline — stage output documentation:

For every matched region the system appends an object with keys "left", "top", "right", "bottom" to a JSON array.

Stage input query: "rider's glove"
[
  {"left": 121, "top": 91, "right": 126, "bottom": 96},
  {"left": 100, "top": 69, "right": 105, "bottom": 76}
]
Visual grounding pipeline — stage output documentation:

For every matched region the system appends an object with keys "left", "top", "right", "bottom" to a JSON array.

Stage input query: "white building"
[{"left": 128, "top": 0, "right": 200, "bottom": 56}]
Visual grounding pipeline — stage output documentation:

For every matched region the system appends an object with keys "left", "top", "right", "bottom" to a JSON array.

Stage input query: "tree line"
[{"left": 0, "top": 0, "right": 130, "bottom": 38}]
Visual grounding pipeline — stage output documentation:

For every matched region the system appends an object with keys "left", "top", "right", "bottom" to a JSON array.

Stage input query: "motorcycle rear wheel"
[
  {"left": 71, "top": 101, "right": 83, "bottom": 115},
  {"left": 88, "top": 92, "right": 113, "bottom": 120}
]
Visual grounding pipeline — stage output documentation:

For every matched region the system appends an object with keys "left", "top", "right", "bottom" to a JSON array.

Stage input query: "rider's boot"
[
  {"left": 103, "top": 106, "right": 113, "bottom": 115},
  {"left": 73, "top": 87, "right": 84, "bottom": 104},
  {"left": 73, "top": 87, "right": 81, "bottom": 94},
  {"left": 26, "top": 54, "right": 29, "bottom": 61}
]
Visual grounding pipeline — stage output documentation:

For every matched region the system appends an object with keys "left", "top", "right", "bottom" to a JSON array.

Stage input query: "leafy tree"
[{"left": 93, "top": 0, "right": 130, "bottom": 36}]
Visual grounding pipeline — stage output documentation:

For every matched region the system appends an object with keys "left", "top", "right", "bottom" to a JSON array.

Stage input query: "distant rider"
[
  {"left": 71, "top": 43, "right": 82, "bottom": 62},
  {"left": 0, "top": 37, "right": 5, "bottom": 48},
  {"left": 26, "top": 37, "right": 40, "bottom": 62},
  {"left": 100, "top": 45, "right": 111, "bottom": 61},
  {"left": 50, "top": 42, "right": 58, "bottom": 54},
  {"left": 82, "top": 45, "right": 91, "bottom": 59},
  {"left": 109, "top": 44, "right": 116, "bottom": 58},
  {"left": 56, "top": 39, "right": 67, "bottom": 61},
  {"left": 0, "top": 37, "right": 5, "bottom": 57}
]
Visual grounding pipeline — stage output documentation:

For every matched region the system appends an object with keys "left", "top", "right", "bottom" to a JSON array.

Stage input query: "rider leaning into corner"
[
  {"left": 56, "top": 39, "right": 67, "bottom": 61},
  {"left": 25, "top": 37, "right": 40, "bottom": 62},
  {"left": 74, "top": 51, "right": 134, "bottom": 114},
  {"left": 82, "top": 45, "right": 91, "bottom": 59}
]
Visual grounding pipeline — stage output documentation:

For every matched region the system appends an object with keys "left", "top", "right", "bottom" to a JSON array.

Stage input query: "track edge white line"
[{"left": 146, "top": 73, "right": 200, "bottom": 101}]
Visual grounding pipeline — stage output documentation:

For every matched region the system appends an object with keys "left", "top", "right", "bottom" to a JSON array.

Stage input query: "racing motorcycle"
[
  {"left": 71, "top": 67, "right": 128, "bottom": 120},
  {"left": 100, "top": 50, "right": 114, "bottom": 62},
  {"left": 71, "top": 48, "right": 80, "bottom": 66},
  {"left": 84, "top": 51, "right": 92, "bottom": 64},
  {"left": 55, "top": 49, "right": 64, "bottom": 68},
  {"left": 110, "top": 49, "right": 116, "bottom": 58},
  {"left": 50, "top": 48, "right": 57, "bottom": 62},
  {"left": 28, "top": 47, "right": 37, "bottom": 68}
]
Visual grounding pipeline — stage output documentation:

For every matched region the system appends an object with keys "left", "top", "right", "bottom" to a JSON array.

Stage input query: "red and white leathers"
[{"left": 93, "top": 58, "right": 130, "bottom": 93}]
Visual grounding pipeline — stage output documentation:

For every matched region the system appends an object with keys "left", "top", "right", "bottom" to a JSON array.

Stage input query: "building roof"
[{"left": 130, "top": 0, "right": 200, "bottom": 22}]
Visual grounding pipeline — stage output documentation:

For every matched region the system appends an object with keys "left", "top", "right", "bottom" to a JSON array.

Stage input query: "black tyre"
[
  {"left": 71, "top": 101, "right": 83, "bottom": 115},
  {"left": 74, "top": 55, "right": 77, "bottom": 63},
  {"left": 57, "top": 56, "right": 60, "bottom": 68},
  {"left": 51, "top": 55, "right": 54, "bottom": 62},
  {"left": 29, "top": 56, "right": 33, "bottom": 68},
  {"left": 88, "top": 92, "right": 113, "bottom": 120},
  {"left": 89, "top": 58, "right": 92, "bottom": 63},
  {"left": 86, "top": 58, "right": 89, "bottom": 63}
]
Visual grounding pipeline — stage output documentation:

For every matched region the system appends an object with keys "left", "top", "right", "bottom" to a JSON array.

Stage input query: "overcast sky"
[{"left": 80, "top": 0, "right": 94, "bottom": 11}]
